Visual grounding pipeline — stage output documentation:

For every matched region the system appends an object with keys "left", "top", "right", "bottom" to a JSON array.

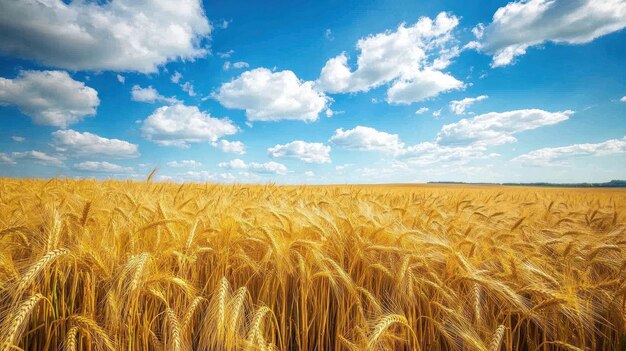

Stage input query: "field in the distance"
[{"left": 0, "top": 179, "right": 625, "bottom": 351}]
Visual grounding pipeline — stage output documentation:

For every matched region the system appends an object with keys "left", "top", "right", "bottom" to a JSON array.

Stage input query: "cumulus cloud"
[
  {"left": 328, "top": 129, "right": 497, "bottom": 167},
  {"left": 249, "top": 162, "right": 288, "bottom": 175},
  {"left": 131, "top": 85, "right": 178, "bottom": 104},
  {"left": 449, "top": 95, "right": 488, "bottom": 115},
  {"left": 212, "top": 140, "right": 246, "bottom": 154},
  {"left": 11, "top": 136, "right": 25, "bottom": 142},
  {"left": 12, "top": 150, "right": 64, "bottom": 167},
  {"left": 180, "top": 81, "right": 196, "bottom": 97},
  {"left": 330, "top": 126, "right": 405, "bottom": 153},
  {"left": 415, "top": 107, "right": 429, "bottom": 115},
  {"left": 141, "top": 104, "right": 238, "bottom": 147},
  {"left": 219, "top": 20, "right": 231, "bottom": 29},
  {"left": 268, "top": 141, "right": 331, "bottom": 164},
  {"left": 400, "top": 142, "right": 498, "bottom": 165},
  {"left": 0, "top": 153, "right": 15, "bottom": 164},
  {"left": 513, "top": 136, "right": 626, "bottom": 166},
  {"left": 169, "top": 72, "right": 196, "bottom": 97},
  {"left": 166, "top": 160, "right": 202, "bottom": 168},
  {"left": 0, "top": 70, "right": 99, "bottom": 127},
  {"left": 215, "top": 68, "right": 331, "bottom": 122},
  {"left": 52, "top": 129, "right": 139, "bottom": 158},
  {"left": 436, "top": 109, "right": 573, "bottom": 146},
  {"left": 217, "top": 50, "right": 234, "bottom": 59},
  {"left": 218, "top": 159, "right": 247, "bottom": 170},
  {"left": 335, "top": 164, "right": 353, "bottom": 171},
  {"left": 223, "top": 61, "right": 250, "bottom": 70},
  {"left": 318, "top": 12, "right": 464, "bottom": 103},
  {"left": 385, "top": 70, "right": 464, "bottom": 104},
  {"left": 325, "top": 29, "right": 334, "bottom": 41},
  {"left": 472, "top": 0, "right": 626, "bottom": 67},
  {"left": 171, "top": 72, "right": 183, "bottom": 84},
  {"left": 0, "top": 0, "right": 211, "bottom": 72},
  {"left": 620, "top": 96, "right": 626, "bottom": 103},
  {"left": 218, "top": 158, "right": 288, "bottom": 175},
  {"left": 116, "top": 75, "right": 125, "bottom": 84},
  {"left": 74, "top": 161, "right": 133, "bottom": 173},
  {"left": 305, "top": 171, "right": 315, "bottom": 177},
  {"left": 156, "top": 170, "right": 242, "bottom": 183},
  {"left": 330, "top": 109, "right": 571, "bottom": 167}
]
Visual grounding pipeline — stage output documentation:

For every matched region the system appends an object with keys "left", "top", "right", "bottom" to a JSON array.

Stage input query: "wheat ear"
[
  {"left": 2, "top": 294, "right": 45, "bottom": 351},
  {"left": 367, "top": 314, "right": 409, "bottom": 349},
  {"left": 488, "top": 325, "right": 505, "bottom": 351}
]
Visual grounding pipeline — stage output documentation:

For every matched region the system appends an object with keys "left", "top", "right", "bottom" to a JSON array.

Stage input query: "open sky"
[{"left": 0, "top": 0, "right": 625, "bottom": 184}]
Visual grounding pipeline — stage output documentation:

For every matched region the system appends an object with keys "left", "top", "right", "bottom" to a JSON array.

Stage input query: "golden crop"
[{"left": 0, "top": 178, "right": 625, "bottom": 350}]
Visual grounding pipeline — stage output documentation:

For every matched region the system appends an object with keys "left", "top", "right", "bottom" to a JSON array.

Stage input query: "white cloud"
[
  {"left": 330, "top": 126, "right": 404, "bottom": 153},
  {"left": 141, "top": 104, "right": 238, "bottom": 147},
  {"left": 116, "top": 75, "right": 125, "bottom": 84},
  {"left": 400, "top": 142, "right": 498, "bottom": 165},
  {"left": 223, "top": 61, "right": 250, "bottom": 70},
  {"left": 52, "top": 129, "right": 139, "bottom": 158},
  {"left": 169, "top": 72, "right": 196, "bottom": 97},
  {"left": 155, "top": 175, "right": 177, "bottom": 182},
  {"left": 513, "top": 136, "right": 626, "bottom": 166},
  {"left": 330, "top": 109, "right": 572, "bottom": 167},
  {"left": 249, "top": 161, "right": 288, "bottom": 175},
  {"left": 415, "top": 107, "right": 429, "bottom": 115},
  {"left": 215, "top": 68, "right": 330, "bottom": 122},
  {"left": 217, "top": 50, "right": 234, "bottom": 59},
  {"left": 329, "top": 127, "right": 497, "bottom": 167},
  {"left": 166, "top": 160, "right": 202, "bottom": 168},
  {"left": 180, "top": 81, "right": 196, "bottom": 97},
  {"left": 0, "top": 70, "right": 99, "bottom": 127},
  {"left": 325, "top": 29, "right": 334, "bottom": 41},
  {"left": 268, "top": 141, "right": 331, "bottom": 164},
  {"left": 335, "top": 164, "right": 353, "bottom": 171},
  {"left": 11, "top": 136, "right": 25, "bottom": 142},
  {"left": 0, "top": 153, "right": 15, "bottom": 164},
  {"left": 218, "top": 159, "right": 248, "bottom": 170},
  {"left": 620, "top": 96, "right": 626, "bottom": 103},
  {"left": 0, "top": 0, "right": 211, "bottom": 72},
  {"left": 318, "top": 12, "right": 464, "bottom": 103},
  {"left": 74, "top": 161, "right": 133, "bottom": 173},
  {"left": 436, "top": 109, "right": 574, "bottom": 146},
  {"left": 171, "top": 72, "right": 182, "bottom": 84},
  {"left": 156, "top": 169, "right": 245, "bottom": 183},
  {"left": 12, "top": 150, "right": 64, "bottom": 167},
  {"left": 180, "top": 171, "right": 217, "bottom": 182},
  {"left": 449, "top": 95, "right": 488, "bottom": 115},
  {"left": 131, "top": 85, "right": 178, "bottom": 104},
  {"left": 218, "top": 158, "right": 288, "bottom": 175},
  {"left": 233, "top": 62, "right": 249, "bottom": 69},
  {"left": 386, "top": 69, "right": 464, "bottom": 104},
  {"left": 305, "top": 171, "right": 315, "bottom": 177},
  {"left": 473, "top": 0, "right": 626, "bottom": 67},
  {"left": 433, "top": 109, "right": 442, "bottom": 118},
  {"left": 211, "top": 140, "right": 246, "bottom": 154}
]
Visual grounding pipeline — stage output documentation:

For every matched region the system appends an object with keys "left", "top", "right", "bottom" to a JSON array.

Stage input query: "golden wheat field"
[{"left": 0, "top": 178, "right": 625, "bottom": 351}]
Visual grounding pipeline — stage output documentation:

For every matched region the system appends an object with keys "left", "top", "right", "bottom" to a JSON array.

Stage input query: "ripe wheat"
[{"left": 0, "top": 178, "right": 624, "bottom": 350}]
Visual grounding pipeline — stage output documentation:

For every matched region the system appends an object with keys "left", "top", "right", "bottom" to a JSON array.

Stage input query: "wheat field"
[{"left": 0, "top": 178, "right": 624, "bottom": 351}]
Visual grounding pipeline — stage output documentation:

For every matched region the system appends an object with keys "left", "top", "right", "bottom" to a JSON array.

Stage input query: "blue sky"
[{"left": 0, "top": 0, "right": 625, "bottom": 183}]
